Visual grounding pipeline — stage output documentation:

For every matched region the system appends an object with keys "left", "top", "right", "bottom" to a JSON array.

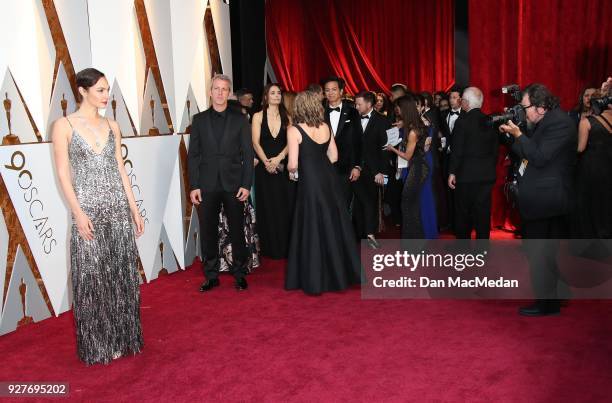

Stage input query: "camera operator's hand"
[{"left": 499, "top": 120, "right": 522, "bottom": 138}]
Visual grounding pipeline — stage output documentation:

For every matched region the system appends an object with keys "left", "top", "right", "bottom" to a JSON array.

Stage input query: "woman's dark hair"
[
  {"left": 523, "top": 83, "right": 559, "bottom": 110},
  {"left": 76, "top": 68, "right": 105, "bottom": 101},
  {"left": 261, "top": 83, "right": 289, "bottom": 128},
  {"left": 375, "top": 92, "right": 391, "bottom": 115},
  {"left": 395, "top": 94, "right": 425, "bottom": 139},
  {"left": 420, "top": 91, "right": 434, "bottom": 108},
  {"left": 572, "top": 86, "right": 598, "bottom": 113}
]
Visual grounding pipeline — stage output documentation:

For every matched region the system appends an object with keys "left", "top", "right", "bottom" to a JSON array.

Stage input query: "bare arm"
[
  {"left": 577, "top": 117, "right": 591, "bottom": 153},
  {"left": 287, "top": 125, "right": 301, "bottom": 172},
  {"left": 251, "top": 112, "right": 268, "bottom": 162},
  {"left": 326, "top": 127, "right": 338, "bottom": 163},
  {"left": 111, "top": 120, "right": 144, "bottom": 237},
  {"left": 386, "top": 129, "right": 417, "bottom": 161},
  {"left": 52, "top": 118, "right": 93, "bottom": 240}
]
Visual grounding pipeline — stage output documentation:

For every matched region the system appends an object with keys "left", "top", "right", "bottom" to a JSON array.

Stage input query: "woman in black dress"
[
  {"left": 252, "top": 83, "right": 294, "bottom": 258},
  {"left": 285, "top": 90, "right": 361, "bottom": 295},
  {"left": 385, "top": 95, "right": 429, "bottom": 239},
  {"left": 575, "top": 93, "right": 612, "bottom": 238}
]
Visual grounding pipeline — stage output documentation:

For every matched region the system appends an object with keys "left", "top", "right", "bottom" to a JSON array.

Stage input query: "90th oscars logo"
[
  {"left": 121, "top": 143, "right": 149, "bottom": 226},
  {"left": 4, "top": 151, "right": 57, "bottom": 254}
]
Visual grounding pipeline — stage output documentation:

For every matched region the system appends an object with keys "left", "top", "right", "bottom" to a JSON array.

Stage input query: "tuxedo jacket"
[
  {"left": 511, "top": 107, "right": 577, "bottom": 220},
  {"left": 325, "top": 101, "right": 362, "bottom": 174},
  {"left": 441, "top": 109, "right": 466, "bottom": 152},
  {"left": 449, "top": 108, "right": 499, "bottom": 184},
  {"left": 359, "top": 110, "right": 391, "bottom": 176},
  {"left": 187, "top": 107, "right": 254, "bottom": 193}
]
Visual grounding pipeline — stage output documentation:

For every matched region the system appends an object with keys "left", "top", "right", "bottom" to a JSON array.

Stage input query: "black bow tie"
[
  {"left": 361, "top": 115, "right": 370, "bottom": 120},
  {"left": 449, "top": 111, "right": 460, "bottom": 116},
  {"left": 327, "top": 106, "right": 341, "bottom": 113}
]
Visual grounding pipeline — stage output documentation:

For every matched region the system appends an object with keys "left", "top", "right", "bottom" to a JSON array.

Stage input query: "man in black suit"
[
  {"left": 500, "top": 83, "right": 576, "bottom": 316},
  {"left": 448, "top": 87, "right": 498, "bottom": 239},
  {"left": 353, "top": 91, "right": 391, "bottom": 247},
  {"left": 322, "top": 76, "right": 362, "bottom": 207},
  {"left": 187, "top": 74, "right": 254, "bottom": 292},
  {"left": 440, "top": 86, "right": 465, "bottom": 231}
]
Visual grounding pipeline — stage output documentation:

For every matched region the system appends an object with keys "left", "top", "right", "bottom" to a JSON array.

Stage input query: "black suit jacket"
[
  {"left": 511, "top": 107, "right": 577, "bottom": 220},
  {"left": 325, "top": 101, "right": 361, "bottom": 174},
  {"left": 441, "top": 109, "right": 466, "bottom": 152},
  {"left": 187, "top": 107, "right": 254, "bottom": 193},
  {"left": 449, "top": 108, "right": 499, "bottom": 184},
  {"left": 359, "top": 110, "right": 391, "bottom": 176}
]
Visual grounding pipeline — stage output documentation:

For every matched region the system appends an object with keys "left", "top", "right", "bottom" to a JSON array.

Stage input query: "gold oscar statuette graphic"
[
  {"left": 111, "top": 95, "right": 117, "bottom": 121},
  {"left": 2, "top": 93, "right": 20, "bottom": 145},
  {"left": 185, "top": 99, "right": 192, "bottom": 133},
  {"left": 60, "top": 93, "right": 68, "bottom": 117},
  {"left": 158, "top": 241, "right": 168, "bottom": 276},
  {"left": 149, "top": 96, "right": 160, "bottom": 135},
  {"left": 18, "top": 279, "right": 34, "bottom": 327}
]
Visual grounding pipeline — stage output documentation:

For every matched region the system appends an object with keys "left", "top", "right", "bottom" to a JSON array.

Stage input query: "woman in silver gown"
[{"left": 52, "top": 68, "right": 145, "bottom": 365}]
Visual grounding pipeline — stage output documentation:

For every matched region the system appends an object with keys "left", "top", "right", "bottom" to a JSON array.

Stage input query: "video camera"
[
  {"left": 591, "top": 95, "right": 611, "bottom": 115},
  {"left": 488, "top": 84, "right": 526, "bottom": 128}
]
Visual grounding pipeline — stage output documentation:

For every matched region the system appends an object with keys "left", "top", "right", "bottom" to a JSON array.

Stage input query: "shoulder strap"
[
  {"left": 65, "top": 117, "right": 73, "bottom": 129},
  {"left": 105, "top": 118, "right": 112, "bottom": 131},
  {"left": 595, "top": 114, "right": 612, "bottom": 133}
]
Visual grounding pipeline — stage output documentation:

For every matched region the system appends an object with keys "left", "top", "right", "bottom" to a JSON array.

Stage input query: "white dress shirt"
[
  {"left": 447, "top": 108, "right": 461, "bottom": 133},
  {"left": 360, "top": 108, "right": 373, "bottom": 132},
  {"left": 329, "top": 101, "right": 342, "bottom": 136}
]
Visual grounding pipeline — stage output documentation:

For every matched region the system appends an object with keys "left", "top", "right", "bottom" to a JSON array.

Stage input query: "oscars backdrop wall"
[{"left": 0, "top": 0, "right": 231, "bottom": 335}]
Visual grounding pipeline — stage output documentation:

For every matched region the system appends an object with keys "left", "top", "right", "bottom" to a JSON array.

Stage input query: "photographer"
[{"left": 499, "top": 83, "right": 577, "bottom": 317}]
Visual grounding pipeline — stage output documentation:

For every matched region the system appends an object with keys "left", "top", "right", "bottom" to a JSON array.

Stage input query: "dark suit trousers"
[
  {"left": 199, "top": 190, "right": 247, "bottom": 280},
  {"left": 522, "top": 216, "right": 569, "bottom": 301},
  {"left": 454, "top": 182, "right": 494, "bottom": 239},
  {"left": 352, "top": 172, "right": 379, "bottom": 237}
]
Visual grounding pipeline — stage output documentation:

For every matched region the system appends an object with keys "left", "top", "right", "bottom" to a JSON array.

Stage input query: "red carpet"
[{"left": 1, "top": 256, "right": 611, "bottom": 402}]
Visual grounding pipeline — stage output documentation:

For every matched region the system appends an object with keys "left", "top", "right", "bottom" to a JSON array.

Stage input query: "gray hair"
[
  {"left": 462, "top": 87, "right": 483, "bottom": 110},
  {"left": 211, "top": 73, "right": 232, "bottom": 88}
]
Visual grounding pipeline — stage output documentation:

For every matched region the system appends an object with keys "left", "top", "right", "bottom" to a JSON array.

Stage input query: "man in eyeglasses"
[{"left": 499, "top": 83, "right": 576, "bottom": 317}]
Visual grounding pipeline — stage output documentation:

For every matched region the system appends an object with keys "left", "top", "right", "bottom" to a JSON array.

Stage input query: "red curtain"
[
  {"left": 265, "top": 0, "right": 455, "bottom": 94},
  {"left": 469, "top": 0, "right": 612, "bottom": 113}
]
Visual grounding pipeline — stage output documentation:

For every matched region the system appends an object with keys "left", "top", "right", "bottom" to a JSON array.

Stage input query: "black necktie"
[
  {"left": 328, "top": 106, "right": 340, "bottom": 113},
  {"left": 449, "top": 111, "right": 460, "bottom": 116},
  {"left": 361, "top": 115, "right": 370, "bottom": 120}
]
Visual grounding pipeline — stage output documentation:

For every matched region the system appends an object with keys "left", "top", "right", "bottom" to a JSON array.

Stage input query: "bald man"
[{"left": 448, "top": 87, "right": 499, "bottom": 239}]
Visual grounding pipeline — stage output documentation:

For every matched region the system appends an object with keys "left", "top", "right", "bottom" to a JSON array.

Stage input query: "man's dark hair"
[
  {"left": 523, "top": 83, "right": 559, "bottom": 110},
  {"left": 390, "top": 83, "right": 408, "bottom": 94},
  {"left": 320, "top": 76, "right": 345, "bottom": 91},
  {"left": 448, "top": 85, "right": 464, "bottom": 97},
  {"left": 355, "top": 90, "right": 376, "bottom": 106},
  {"left": 234, "top": 88, "right": 252, "bottom": 98}
]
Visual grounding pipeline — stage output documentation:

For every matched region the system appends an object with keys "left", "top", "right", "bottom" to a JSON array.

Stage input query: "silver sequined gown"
[{"left": 68, "top": 125, "right": 143, "bottom": 365}]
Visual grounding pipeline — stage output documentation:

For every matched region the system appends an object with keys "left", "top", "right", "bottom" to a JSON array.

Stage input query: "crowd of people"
[{"left": 52, "top": 67, "right": 611, "bottom": 365}]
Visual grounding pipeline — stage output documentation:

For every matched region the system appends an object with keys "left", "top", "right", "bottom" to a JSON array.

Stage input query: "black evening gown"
[
  {"left": 573, "top": 115, "right": 612, "bottom": 238},
  {"left": 254, "top": 109, "right": 295, "bottom": 258},
  {"left": 401, "top": 131, "right": 429, "bottom": 239},
  {"left": 286, "top": 124, "right": 361, "bottom": 294}
]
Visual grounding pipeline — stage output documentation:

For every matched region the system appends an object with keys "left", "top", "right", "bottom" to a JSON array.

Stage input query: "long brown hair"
[
  {"left": 261, "top": 83, "right": 289, "bottom": 128},
  {"left": 293, "top": 90, "right": 325, "bottom": 127},
  {"left": 396, "top": 94, "right": 425, "bottom": 139}
]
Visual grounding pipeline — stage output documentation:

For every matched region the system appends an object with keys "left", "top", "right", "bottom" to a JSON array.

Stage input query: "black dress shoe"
[
  {"left": 199, "top": 278, "right": 220, "bottom": 292},
  {"left": 519, "top": 302, "right": 560, "bottom": 317},
  {"left": 235, "top": 277, "right": 248, "bottom": 291}
]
